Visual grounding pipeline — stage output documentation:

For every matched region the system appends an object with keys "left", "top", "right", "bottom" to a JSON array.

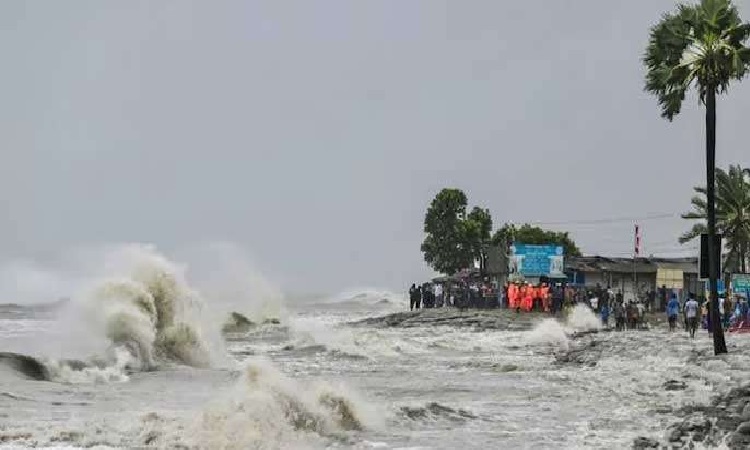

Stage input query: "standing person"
[
  {"left": 409, "top": 284, "right": 418, "bottom": 311},
  {"left": 552, "top": 283, "right": 564, "bottom": 316},
  {"left": 435, "top": 283, "right": 444, "bottom": 308},
  {"left": 415, "top": 285, "right": 422, "bottom": 310},
  {"left": 600, "top": 301, "right": 610, "bottom": 328},
  {"left": 625, "top": 302, "right": 635, "bottom": 330},
  {"left": 589, "top": 295, "right": 599, "bottom": 312},
  {"left": 684, "top": 294, "right": 700, "bottom": 338},
  {"left": 614, "top": 302, "right": 625, "bottom": 331},
  {"left": 667, "top": 293, "right": 680, "bottom": 332},
  {"left": 636, "top": 301, "right": 646, "bottom": 329}
]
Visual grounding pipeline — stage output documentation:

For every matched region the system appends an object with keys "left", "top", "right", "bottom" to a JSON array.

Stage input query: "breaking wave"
[
  {"left": 159, "top": 359, "right": 380, "bottom": 449},
  {"left": 566, "top": 303, "right": 602, "bottom": 332},
  {"left": 525, "top": 304, "right": 602, "bottom": 351},
  {"left": 77, "top": 244, "right": 216, "bottom": 371},
  {"left": 0, "top": 244, "right": 230, "bottom": 383}
]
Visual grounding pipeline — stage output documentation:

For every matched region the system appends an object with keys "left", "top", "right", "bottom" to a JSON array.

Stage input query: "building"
[{"left": 565, "top": 256, "right": 700, "bottom": 307}]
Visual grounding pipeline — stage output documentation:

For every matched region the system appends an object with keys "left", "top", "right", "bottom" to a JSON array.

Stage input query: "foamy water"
[{"left": 3, "top": 249, "right": 750, "bottom": 448}]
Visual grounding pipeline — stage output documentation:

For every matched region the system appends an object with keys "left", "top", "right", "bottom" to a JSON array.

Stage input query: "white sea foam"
[
  {"left": 0, "top": 244, "right": 244, "bottom": 382},
  {"left": 565, "top": 303, "right": 602, "bottom": 332},
  {"left": 526, "top": 318, "right": 570, "bottom": 350},
  {"left": 158, "top": 358, "right": 381, "bottom": 449}
]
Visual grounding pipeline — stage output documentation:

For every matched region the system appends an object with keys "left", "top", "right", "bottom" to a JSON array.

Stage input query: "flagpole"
[{"left": 634, "top": 224, "right": 640, "bottom": 302}]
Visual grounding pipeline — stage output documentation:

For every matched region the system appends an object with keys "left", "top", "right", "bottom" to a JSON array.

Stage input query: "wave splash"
[
  {"left": 526, "top": 304, "right": 602, "bottom": 351},
  {"left": 79, "top": 245, "right": 215, "bottom": 371},
  {"left": 0, "top": 244, "right": 223, "bottom": 382},
  {"left": 157, "top": 359, "right": 379, "bottom": 449}
]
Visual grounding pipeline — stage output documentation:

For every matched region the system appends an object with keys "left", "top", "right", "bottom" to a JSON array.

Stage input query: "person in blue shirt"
[
  {"left": 667, "top": 292, "right": 681, "bottom": 332},
  {"left": 600, "top": 301, "right": 610, "bottom": 328}
]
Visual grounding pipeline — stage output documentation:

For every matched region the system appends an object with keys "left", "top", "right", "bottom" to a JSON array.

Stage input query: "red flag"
[{"left": 634, "top": 224, "right": 641, "bottom": 257}]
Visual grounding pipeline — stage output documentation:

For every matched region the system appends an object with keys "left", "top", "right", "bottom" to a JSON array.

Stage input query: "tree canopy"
[
  {"left": 420, "top": 189, "right": 493, "bottom": 275},
  {"left": 644, "top": 0, "right": 750, "bottom": 120},
  {"left": 421, "top": 188, "right": 473, "bottom": 275},
  {"left": 421, "top": 190, "right": 584, "bottom": 275},
  {"left": 491, "top": 223, "right": 582, "bottom": 257},
  {"left": 644, "top": 0, "right": 750, "bottom": 355},
  {"left": 680, "top": 164, "right": 750, "bottom": 272}
]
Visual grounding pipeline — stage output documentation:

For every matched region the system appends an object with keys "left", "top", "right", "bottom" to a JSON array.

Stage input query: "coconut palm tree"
[
  {"left": 644, "top": 0, "right": 750, "bottom": 355},
  {"left": 681, "top": 165, "right": 750, "bottom": 273}
]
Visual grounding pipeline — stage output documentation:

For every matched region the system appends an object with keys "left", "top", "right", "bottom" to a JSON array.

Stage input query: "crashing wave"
[
  {"left": 82, "top": 248, "right": 213, "bottom": 370},
  {"left": 158, "top": 359, "right": 378, "bottom": 449}
]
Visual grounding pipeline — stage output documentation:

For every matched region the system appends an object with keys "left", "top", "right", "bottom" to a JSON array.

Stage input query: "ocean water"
[{"left": 2, "top": 246, "right": 750, "bottom": 449}]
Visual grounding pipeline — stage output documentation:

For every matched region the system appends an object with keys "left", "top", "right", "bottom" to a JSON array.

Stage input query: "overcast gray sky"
[{"left": 2, "top": 1, "right": 750, "bottom": 295}]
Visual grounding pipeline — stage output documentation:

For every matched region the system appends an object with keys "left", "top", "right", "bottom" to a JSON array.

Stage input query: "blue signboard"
[
  {"left": 732, "top": 274, "right": 750, "bottom": 292},
  {"left": 509, "top": 243, "right": 565, "bottom": 277}
]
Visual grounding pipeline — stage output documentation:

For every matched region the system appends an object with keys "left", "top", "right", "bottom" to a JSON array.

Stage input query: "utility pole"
[{"left": 633, "top": 224, "right": 640, "bottom": 301}]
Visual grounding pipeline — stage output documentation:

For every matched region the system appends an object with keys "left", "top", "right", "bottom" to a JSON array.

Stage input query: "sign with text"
[
  {"left": 731, "top": 274, "right": 750, "bottom": 293},
  {"left": 509, "top": 243, "right": 564, "bottom": 277}
]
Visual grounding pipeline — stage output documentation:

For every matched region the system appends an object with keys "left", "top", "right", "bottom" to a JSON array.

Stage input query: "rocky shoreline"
[
  {"left": 347, "top": 308, "right": 544, "bottom": 331},
  {"left": 631, "top": 384, "right": 750, "bottom": 449}
]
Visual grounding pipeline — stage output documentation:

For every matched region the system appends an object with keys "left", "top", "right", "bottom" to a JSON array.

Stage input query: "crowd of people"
[
  {"left": 408, "top": 281, "right": 500, "bottom": 310},
  {"left": 664, "top": 292, "right": 750, "bottom": 337},
  {"left": 407, "top": 280, "right": 750, "bottom": 336},
  {"left": 406, "top": 280, "right": 657, "bottom": 331}
]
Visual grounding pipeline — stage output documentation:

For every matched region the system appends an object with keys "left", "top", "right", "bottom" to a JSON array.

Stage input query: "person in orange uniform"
[
  {"left": 540, "top": 283, "right": 550, "bottom": 312},
  {"left": 508, "top": 283, "right": 518, "bottom": 309},
  {"left": 527, "top": 284, "right": 536, "bottom": 311},
  {"left": 522, "top": 283, "right": 534, "bottom": 312}
]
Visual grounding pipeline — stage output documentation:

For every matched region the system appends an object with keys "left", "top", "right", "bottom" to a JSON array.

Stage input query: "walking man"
[
  {"left": 684, "top": 293, "right": 700, "bottom": 339},
  {"left": 667, "top": 293, "right": 680, "bottom": 332}
]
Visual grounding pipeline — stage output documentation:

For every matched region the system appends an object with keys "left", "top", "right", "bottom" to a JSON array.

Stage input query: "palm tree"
[
  {"left": 681, "top": 165, "right": 750, "bottom": 274},
  {"left": 644, "top": 0, "right": 750, "bottom": 355}
]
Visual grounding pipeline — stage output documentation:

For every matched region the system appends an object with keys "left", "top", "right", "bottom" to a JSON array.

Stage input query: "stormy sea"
[{"left": 3, "top": 245, "right": 750, "bottom": 449}]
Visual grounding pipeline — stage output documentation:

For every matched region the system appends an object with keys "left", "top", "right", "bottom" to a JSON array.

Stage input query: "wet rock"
[
  {"left": 736, "top": 421, "right": 750, "bottom": 435},
  {"left": 554, "top": 340, "right": 605, "bottom": 367},
  {"left": 632, "top": 436, "right": 659, "bottom": 449},
  {"left": 716, "top": 415, "right": 741, "bottom": 432},
  {"left": 730, "top": 434, "right": 750, "bottom": 448},
  {"left": 664, "top": 380, "right": 687, "bottom": 391},
  {"left": 221, "top": 312, "right": 256, "bottom": 333},
  {"left": 742, "top": 403, "right": 750, "bottom": 420},
  {"left": 348, "top": 309, "right": 540, "bottom": 330},
  {"left": 669, "top": 428, "right": 684, "bottom": 442},
  {"left": 399, "top": 402, "right": 478, "bottom": 422}
]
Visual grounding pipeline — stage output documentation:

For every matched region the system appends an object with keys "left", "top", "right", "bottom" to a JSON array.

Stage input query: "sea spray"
[
  {"left": 527, "top": 319, "right": 570, "bottom": 351},
  {"left": 177, "top": 242, "right": 286, "bottom": 327},
  {"left": 182, "top": 358, "right": 378, "bottom": 449},
  {"left": 0, "top": 244, "right": 231, "bottom": 382},
  {"left": 565, "top": 303, "right": 602, "bottom": 332},
  {"left": 526, "top": 305, "right": 601, "bottom": 350},
  {"left": 79, "top": 245, "right": 215, "bottom": 370}
]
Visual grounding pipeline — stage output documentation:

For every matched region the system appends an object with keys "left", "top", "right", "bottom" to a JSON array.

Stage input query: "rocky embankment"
[
  {"left": 348, "top": 308, "right": 543, "bottom": 331},
  {"left": 633, "top": 385, "right": 750, "bottom": 449}
]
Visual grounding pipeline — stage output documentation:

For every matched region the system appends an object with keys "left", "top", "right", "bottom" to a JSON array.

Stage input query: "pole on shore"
[{"left": 634, "top": 224, "right": 640, "bottom": 302}]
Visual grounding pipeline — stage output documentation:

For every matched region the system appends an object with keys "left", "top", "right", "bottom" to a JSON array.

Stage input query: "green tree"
[
  {"left": 491, "top": 223, "right": 582, "bottom": 257},
  {"left": 464, "top": 207, "right": 493, "bottom": 275},
  {"left": 644, "top": 0, "right": 750, "bottom": 354},
  {"left": 421, "top": 189, "right": 473, "bottom": 275},
  {"left": 680, "top": 165, "right": 750, "bottom": 273}
]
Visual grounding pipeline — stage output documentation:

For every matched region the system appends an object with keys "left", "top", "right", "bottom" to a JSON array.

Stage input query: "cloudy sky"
[{"left": 2, "top": 0, "right": 750, "bottom": 295}]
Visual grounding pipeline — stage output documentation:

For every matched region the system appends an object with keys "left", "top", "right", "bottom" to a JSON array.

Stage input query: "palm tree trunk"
[{"left": 706, "top": 87, "right": 727, "bottom": 355}]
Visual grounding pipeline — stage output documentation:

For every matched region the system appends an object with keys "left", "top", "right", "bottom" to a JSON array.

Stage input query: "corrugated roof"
[{"left": 565, "top": 256, "right": 698, "bottom": 274}]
